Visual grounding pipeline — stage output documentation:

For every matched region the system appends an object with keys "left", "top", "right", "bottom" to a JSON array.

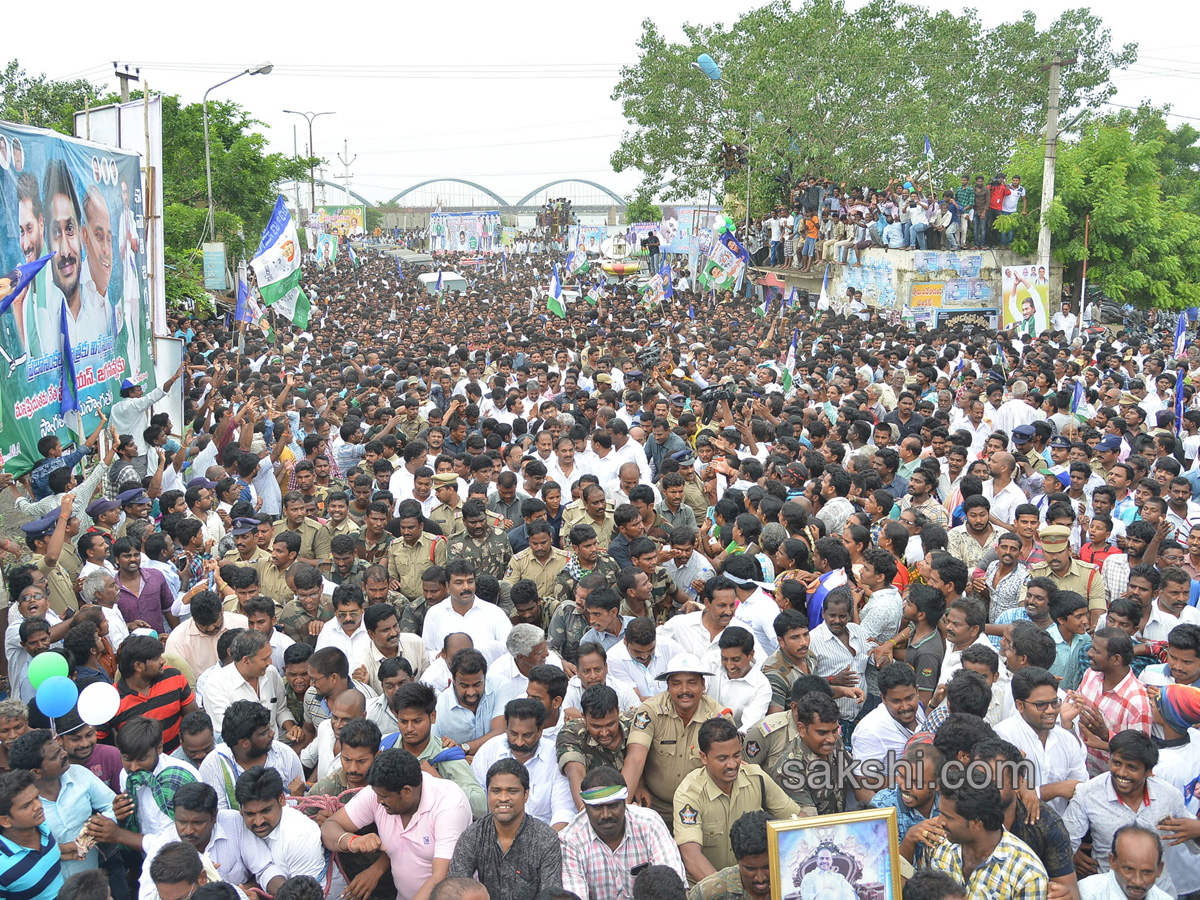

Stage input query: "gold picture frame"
[{"left": 768, "top": 807, "right": 902, "bottom": 900}]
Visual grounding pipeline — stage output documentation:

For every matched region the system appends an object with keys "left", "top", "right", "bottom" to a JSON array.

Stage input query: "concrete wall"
[{"left": 756, "top": 248, "right": 1062, "bottom": 330}]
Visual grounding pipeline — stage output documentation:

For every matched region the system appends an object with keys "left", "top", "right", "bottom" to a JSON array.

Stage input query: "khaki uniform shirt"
[
  {"left": 273, "top": 517, "right": 332, "bottom": 564},
  {"left": 681, "top": 480, "right": 709, "bottom": 521},
  {"left": 327, "top": 518, "right": 358, "bottom": 540},
  {"left": 563, "top": 506, "right": 616, "bottom": 549},
  {"left": 448, "top": 529, "right": 513, "bottom": 581},
  {"left": 742, "top": 712, "right": 799, "bottom": 773},
  {"left": 1024, "top": 558, "right": 1106, "bottom": 612},
  {"left": 760, "top": 650, "right": 813, "bottom": 711},
  {"left": 34, "top": 553, "right": 76, "bottom": 615},
  {"left": 388, "top": 534, "right": 447, "bottom": 601},
  {"left": 627, "top": 691, "right": 723, "bottom": 816},
  {"left": 259, "top": 563, "right": 294, "bottom": 611},
  {"left": 429, "top": 501, "right": 465, "bottom": 538},
  {"left": 673, "top": 763, "right": 801, "bottom": 872},
  {"left": 221, "top": 547, "right": 271, "bottom": 575},
  {"left": 505, "top": 547, "right": 569, "bottom": 599},
  {"left": 59, "top": 543, "right": 83, "bottom": 584}
]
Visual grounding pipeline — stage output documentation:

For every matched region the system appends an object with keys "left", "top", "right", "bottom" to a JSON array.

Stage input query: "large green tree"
[
  {"left": 1, "top": 60, "right": 102, "bottom": 135},
  {"left": 611, "top": 1, "right": 1136, "bottom": 212},
  {"left": 1004, "top": 109, "right": 1200, "bottom": 309}
]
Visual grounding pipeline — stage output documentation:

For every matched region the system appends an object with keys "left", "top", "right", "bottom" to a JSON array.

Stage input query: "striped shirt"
[
  {"left": 808, "top": 621, "right": 869, "bottom": 720},
  {"left": 0, "top": 825, "right": 63, "bottom": 900},
  {"left": 113, "top": 668, "right": 195, "bottom": 753}
]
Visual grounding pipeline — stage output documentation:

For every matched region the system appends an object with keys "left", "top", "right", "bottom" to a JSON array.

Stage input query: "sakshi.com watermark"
[{"left": 773, "top": 752, "right": 1036, "bottom": 793}]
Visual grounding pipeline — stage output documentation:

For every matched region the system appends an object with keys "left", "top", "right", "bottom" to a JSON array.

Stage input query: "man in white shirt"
[
  {"left": 197, "top": 700, "right": 305, "bottom": 809},
  {"left": 233, "top": 764, "right": 341, "bottom": 896},
  {"left": 115, "top": 717, "right": 202, "bottom": 838},
  {"left": 607, "top": 617, "right": 684, "bottom": 701},
  {"left": 725, "top": 556, "right": 780, "bottom": 656},
  {"left": 316, "top": 585, "right": 373, "bottom": 659},
  {"left": 706, "top": 626, "right": 771, "bottom": 733},
  {"left": 851, "top": 661, "right": 928, "bottom": 761},
  {"left": 202, "top": 630, "right": 302, "bottom": 740},
  {"left": 469, "top": 697, "right": 575, "bottom": 829},
  {"left": 562, "top": 642, "right": 643, "bottom": 713},
  {"left": 422, "top": 558, "right": 513, "bottom": 656},
  {"left": 995, "top": 666, "right": 1087, "bottom": 816}
]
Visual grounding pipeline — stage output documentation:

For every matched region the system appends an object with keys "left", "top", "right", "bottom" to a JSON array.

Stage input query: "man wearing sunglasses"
[{"left": 995, "top": 665, "right": 1088, "bottom": 817}]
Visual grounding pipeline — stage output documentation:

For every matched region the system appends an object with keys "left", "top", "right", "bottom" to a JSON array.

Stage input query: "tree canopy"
[
  {"left": 611, "top": 0, "right": 1137, "bottom": 210},
  {"left": 1004, "top": 108, "right": 1200, "bottom": 310}
]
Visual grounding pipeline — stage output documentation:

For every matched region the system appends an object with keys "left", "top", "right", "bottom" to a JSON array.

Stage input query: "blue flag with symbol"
[
  {"left": 0, "top": 253, "right": 55, "bottom": 318},
  {"left": 235, "top": 271, "right": 254, "bottom": 324},
  {"left": 1175, "top": 311, "right": 1188, "bottom": 358},
  {"left": 396, "top": 258, "right": 403, "bottom": 279},
  {"left": 689, "top": 304, "right": 695, "bottom": 321},
  {"left": 924, "top": 135, "right": 934, "bottom": 161},
  {"left": 1071, "top": 378, "right": 1085, "bottom": 414}
]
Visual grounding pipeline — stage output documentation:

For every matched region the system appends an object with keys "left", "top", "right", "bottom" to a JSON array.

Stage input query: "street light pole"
[
  {"left": 203, "top": 62, "right": 273, "bottom": 244},
  {"left": 283, "top": 110, "right": 335, "bottom": 214}
]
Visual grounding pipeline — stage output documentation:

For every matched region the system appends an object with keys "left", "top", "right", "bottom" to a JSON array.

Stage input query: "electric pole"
[
  {"left": 337, "top": 140, "right": 357, "bottom": 206},
  {"left": 1037, "top": 51, "right": 1076, "bottom": 273},
  {"left": 113, "top": 63, "right": 140, "bottom": 103}
]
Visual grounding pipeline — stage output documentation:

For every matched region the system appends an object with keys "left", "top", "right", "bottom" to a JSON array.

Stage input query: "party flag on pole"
[
  {"left": 59, "top": 300, "right": 80, "bottom": 420},
  {"left": 924, "top": 135, "right": 934, "bottom": 161},
  {"left": 396, "top": 258, "right": 403, "bottom": 279},
  {"left": 1175, "top": 311, "right": 1188, "bottom": 358},
  {"left": 0, "top": 253, "right": 55, "bottom": 318},
  {"left": 781, "top": 329, "right": 797, "bottom": 393},
  {"left": 547, "top": 263, "right": 565, "bottom": 318},
  {"left": 1176, "top": 367, "right": 1186, "bottom": 433},
  {"left": 817, "top": 264, "right": 831, "bottom": 311}
]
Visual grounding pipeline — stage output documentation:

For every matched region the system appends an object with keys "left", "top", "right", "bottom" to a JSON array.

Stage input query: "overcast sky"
[{"left": 16, "top": 0, "right": 1198, "bottom": 207}]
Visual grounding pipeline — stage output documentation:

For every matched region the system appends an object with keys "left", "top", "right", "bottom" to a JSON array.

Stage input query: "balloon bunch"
[
  {"left": 713, "top": 216, "right": 736, "bottom": 236},
  {"left": 29, "top": 654, "right": 121, "bottom": 724}
]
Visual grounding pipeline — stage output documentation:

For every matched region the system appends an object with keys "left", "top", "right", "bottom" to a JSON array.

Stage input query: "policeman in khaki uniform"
[
  {"left": 24, "top": 508, "right": 77, "bottom": 616},
  {"left": 273, "top": 491, "right": 332, "bottom": 566},
  {"left": 397, "top": 397, "right": 427, "bottom": 441},
  {"left": 764, "top": 691, "right": 859, "bottom": 818},
  {"left": 504, "top": 521, "right": 568, "bottom": 599},
  {"left": 673, "top": 716, "right": 800, "bottom": 880},
  {"left": 623, "top": 653, "right": 725, "bottom": 824},
  {"left": 221, "top": 517, "right": 271, "bottom": 572},
  {"left": 741, "top": 710, "right": 798, "bottom": 775},
  {"left": 563, "top": 485, "right": 616, "bottom": 550},
  {"left": 1022, "top": 524, "right": 1106, "bottom": 625},
  {"left": 448, "top": 499, "right": 512, "bottom": 582},
  {"left": 387, "top": 506, "right": 448, "bottom": 602},
  {"left": 428, "top": 473, "right": 466, "bottom": 538}
]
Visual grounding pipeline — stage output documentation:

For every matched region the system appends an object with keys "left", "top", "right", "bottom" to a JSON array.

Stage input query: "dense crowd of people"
[{"left": 1, "top": 241, "right": 1199, "bottom": 900}]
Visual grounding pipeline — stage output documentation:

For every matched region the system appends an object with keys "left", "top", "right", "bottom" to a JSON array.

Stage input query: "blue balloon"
[
  {"left": 696, "top": 54, "right": 722, "bottom": 81},
  {"left": 37, "top": 676, "right": 79, "bottom": 718}
]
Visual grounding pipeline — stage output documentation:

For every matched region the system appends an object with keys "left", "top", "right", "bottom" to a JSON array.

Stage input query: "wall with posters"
[{"left": 0, "top": 120, "right": 156, "bottom": 474}]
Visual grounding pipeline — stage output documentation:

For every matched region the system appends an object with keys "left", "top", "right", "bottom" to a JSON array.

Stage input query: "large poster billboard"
[
  {"left": 430, "top": 212, "right": 501, "bottom": 253},
  {"left": 314, "top": 204, "right": 365, "bottom": 236},
  {"left": 0, "top": 121, "right": 155, "bottom": 474},
  {"left": 1002, "top": 263, "right": 1050, "bottom": 337}
]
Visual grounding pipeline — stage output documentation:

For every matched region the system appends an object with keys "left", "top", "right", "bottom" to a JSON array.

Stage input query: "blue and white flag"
[
  {"left": 235, "top": 271, "right": 254, "bottom": 324},
  {"left": 251, "top": 196, "right": 310, "bottom": 328},
  {"left": 347, "top": 243, "right": 359, "bottom": 268},
  {"left": 435, "top": 269, "right": 443, "bottom": 295},
  {"left": 1071, "top": 378, "right": 1085, "bottom": 414},
  {"left": 781, "top": 329, "right": 797, "bottom": 393},
  {"left": 547, "top": 263, "right": 565, "bottom": 318},
  {"left": 817, "top": 264, "right": 831, "bottom": 311},
  {"left": 924, "top": 135, "right": 934, "bottom": 162},
  {"left": 1175, "top": 311, "right": 1188, "bottom": 358},
  {"left": 0, "top": 253, "right": 55, "bottom": 318},
  {"left": 660, "top": 262, "right": 673, "bottom": 299},
  {"left": 396, "top": 258, "right": 404, "bottom": 279}
]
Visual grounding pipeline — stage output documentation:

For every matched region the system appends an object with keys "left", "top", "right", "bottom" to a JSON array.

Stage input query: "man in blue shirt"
[{"left": 28, "top": 422, "right": 104, "bottom": 500}]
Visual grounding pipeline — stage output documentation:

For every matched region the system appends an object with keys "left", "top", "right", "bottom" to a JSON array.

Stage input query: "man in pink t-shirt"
[{"left": 322, "top": 748, "right": 473, "bottom": 900}]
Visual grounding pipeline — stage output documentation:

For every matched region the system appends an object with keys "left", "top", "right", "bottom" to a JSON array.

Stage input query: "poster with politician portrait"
[
  {"left": 768, "top": 808, "right": 901, "bottom": 900},
  {"left": 1002, "top": 263, "right": 1050, "bottom": 338},
  {"left": 0, "top": 120, "right": 155, "bottom": 474}
]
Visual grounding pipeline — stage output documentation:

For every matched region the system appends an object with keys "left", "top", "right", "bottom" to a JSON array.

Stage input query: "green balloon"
[{"left": 28, "top": 653, "right": 68, "bottom": 689}]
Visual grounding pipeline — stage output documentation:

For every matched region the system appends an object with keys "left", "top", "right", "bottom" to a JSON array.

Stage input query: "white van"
[{"left": 417, "top": 271, "right": 468, "bottom": 295}]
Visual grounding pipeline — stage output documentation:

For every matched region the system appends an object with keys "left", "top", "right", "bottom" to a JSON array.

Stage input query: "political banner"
[
  {"left": 697, "top": 235, "right": 745, "bottom": 292},
  {"left": 1002, "top": 263, "right": 1050, "bottom": 337},
  {"left": 430, "top": 211, "right": 502, "bottom": 253},
  {"left": 314, "top": 205, "right": 365, "bottom": 236},
  {"left": 566, "top": 225, "right": 606, "bottom": 256},
  {"left": 0, "top": 120, "right": 155, "bottom": 474},
  {"left": 316, "top": 233, "right": 339, "bottom": 266}
]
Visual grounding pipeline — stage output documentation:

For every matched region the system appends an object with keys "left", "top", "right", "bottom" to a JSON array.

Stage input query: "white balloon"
[{"left": 78, "top": 682, "right": 121, "bottom": 727}]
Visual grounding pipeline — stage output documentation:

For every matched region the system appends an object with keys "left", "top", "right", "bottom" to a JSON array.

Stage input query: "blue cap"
[
  {"left": 627, "top": 371, "right": 644, "bottom": 380},
  {"left": 20, "top": 509, "right": 61, "bottom": 537},
  {"left": 85, "top": 498, "right": 120, "bottom": 518},
  {"left": 231, "top": 517, "right": 258, "bottom": 536},
  {"left": 186, "top": 477, "right": 218, "bottom": 490},
  {"left": 117, "top": 488, "right": 150, "bottom": 506},
  {"left": 120, "top": 379, "right": 138, "bottom": 392},
  {"left": 1012, "top": 425, "right": 1035, "bottom": 443},
  {"left": 1049, "top": 436, "right": 1071, "bottom": 449},
  {"left": 670, "top": 449, "right": 695, "bottom": 464},
  {"left": 1097, "top": 435, "right": 1122, "bottom": 453}
]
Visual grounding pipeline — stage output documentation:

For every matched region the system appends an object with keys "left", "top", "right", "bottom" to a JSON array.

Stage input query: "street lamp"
[
  {"left": 203, "top": 62, "right": 273, "bottom": 244},
  {"left": 283, "top": 110, "right": 335, "bottom": 213}
]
